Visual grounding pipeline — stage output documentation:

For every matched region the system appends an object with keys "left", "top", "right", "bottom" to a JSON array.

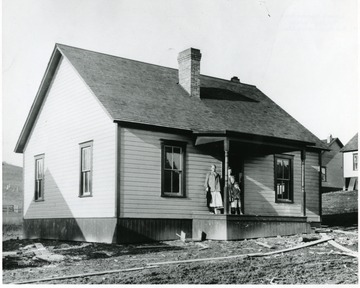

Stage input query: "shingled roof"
[
  {"left": 15, "top": 44, "right": 328, "bottom": 152},
  {"left": 341, "top": 133, "right": 358, "bottom": 152}
]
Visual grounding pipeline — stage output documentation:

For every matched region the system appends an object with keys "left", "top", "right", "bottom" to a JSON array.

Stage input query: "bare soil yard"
[{"left": 2, "top": 226, "right": 358, "bottom": 284}]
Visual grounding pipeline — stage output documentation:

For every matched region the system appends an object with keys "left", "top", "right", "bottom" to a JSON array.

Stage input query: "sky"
[{"left": 2, "top": 0, "right": 358, "bottom": 167}]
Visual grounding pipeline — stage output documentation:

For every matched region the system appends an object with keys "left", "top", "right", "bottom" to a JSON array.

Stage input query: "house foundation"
[
  {"left": 23, "top": 218, "right": 117, "bottom": 243},
  {"left": 192, "top": 212, "right": 311, "bottom": 241},
  {"left": 23, "top": 215, "right": 313, "bottom": 244}
]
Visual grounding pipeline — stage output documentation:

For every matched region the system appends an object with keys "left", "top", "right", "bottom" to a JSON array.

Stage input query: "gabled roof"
[
  {"left": 340, "top": 133, "right": 358, "bottom": 152},
  {"left": 321, "top": 137, "right": 344, "bottom": 149},
  {"left": 15, "top": 44, "right": 328, "bottom": 153}
]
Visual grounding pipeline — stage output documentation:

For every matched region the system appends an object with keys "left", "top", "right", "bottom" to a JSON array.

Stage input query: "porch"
[
  {"left": 195, "top": 131, "right": 313, "bottom": 216},
  {"left": 192, "top": 212, "right": 311, "bottom": 241},
  {"left": 192, "top": 132, "right": 314, "bottom": 241}
]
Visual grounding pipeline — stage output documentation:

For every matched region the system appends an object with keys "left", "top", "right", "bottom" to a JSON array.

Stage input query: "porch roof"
[{"left": 194, "top": 130, "right": 316, "bottom": 151}]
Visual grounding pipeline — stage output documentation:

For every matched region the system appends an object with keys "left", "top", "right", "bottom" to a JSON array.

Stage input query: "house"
[
  {"left": 340, "top": 133, "right": 358, "bottom": 191},
  {"left": 320, "top": 135, "right": 344, "bottom": 192},
  {"left": 15, "top": 44, "right": 328, "bottom": 243}
]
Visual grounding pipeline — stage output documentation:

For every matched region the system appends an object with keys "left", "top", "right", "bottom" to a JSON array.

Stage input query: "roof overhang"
[
  {"left": 194, "top": 130, "right": 317, "bottom": 151},
  {"left": 113, "top": 120, "right": 193, "bottom": 135},
  {"left": 341, "top": 149, "right": 358, "bottom": 153},
  {"left": 14, "top": 45, "right": 63, "bottom": 153}
]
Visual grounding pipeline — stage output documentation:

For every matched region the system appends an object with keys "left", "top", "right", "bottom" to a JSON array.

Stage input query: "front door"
[{"left": 229, "top": 153, "right": 244, "bottom": 214}]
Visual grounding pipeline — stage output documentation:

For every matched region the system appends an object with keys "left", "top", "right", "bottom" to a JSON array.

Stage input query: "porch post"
[
  {"left": 224, "top": 138, "right": 229, "bottom": 214},
  {"left": 301, "top": 149, "right": 306, "bottom": 216}
]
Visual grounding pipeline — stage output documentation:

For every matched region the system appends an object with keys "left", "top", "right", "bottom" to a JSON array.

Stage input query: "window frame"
[
  {"left": 161, "top": 140, "right": 186, "bottom": 198},
  {"left": 353, "top": 152, "right": 358, "bottom": 171},
  {"left": 274, "top": 154, "right": 294, "bottom": 203},
  {"left": 34, "top": 154, "right": 45, "bottom": 201},
  {"left": 79, "top": 141, "right": 93, "bottom": 197},
  {"left": 321, "top": 166, "right": 327, "bottom": 182}
]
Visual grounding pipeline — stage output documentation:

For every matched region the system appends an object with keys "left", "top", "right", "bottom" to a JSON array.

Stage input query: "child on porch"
[
  {"left": 204, "top": 164, "right": 223, "bottom": 214},
  {"left": 229, "top": 175, "right": 242, "bottom": 215}
]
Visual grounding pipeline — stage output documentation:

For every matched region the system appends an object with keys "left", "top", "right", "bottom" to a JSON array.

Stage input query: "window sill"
[
  {"left": 79, "top": 194, "right": 93, "bottom": 198},
  {"left": 276, "top": 200, "right": 294, "bottom": 204},
  {"left": 161, "top": 194, "right": 186, "bottom": 198}
]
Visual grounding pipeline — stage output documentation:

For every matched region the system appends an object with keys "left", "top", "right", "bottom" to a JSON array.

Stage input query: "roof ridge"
[
  {"left": 201, "top": 74, "right": 256, "bottom": 88},
  {"left": 56, "top": 43, "right": 179, "bottom": 72},
  {"left": 56, "top": 43, "right": 257, "bottom": 87}
]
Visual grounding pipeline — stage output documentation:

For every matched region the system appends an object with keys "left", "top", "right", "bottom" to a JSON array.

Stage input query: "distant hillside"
[{"left": 2, "top": 162, "right": 23, "bottom": 206}]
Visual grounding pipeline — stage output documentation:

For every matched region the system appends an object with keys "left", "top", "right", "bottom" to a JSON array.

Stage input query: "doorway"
[{"left": 229, "top": 153, "right": 244, "bottom": 214}]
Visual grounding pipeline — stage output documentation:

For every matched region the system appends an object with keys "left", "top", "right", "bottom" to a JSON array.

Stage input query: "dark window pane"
[
  {"left": 277, "top": 180, "right": 291, "bottom": 200},
  {"left": 283, "top": 181, "right": 289, "bottom": 199},
  {"left": 38, "top": 181, "right": 42, "bottom": 198},
  {"left": 35, "top": 181, "right": 40, "bottom": 199},
  {"left": 165, "top": 146, "right": 172, "bottom": 169},
  {"left": 164, "top": 170, "right": 172, "bottom": 193},
  {"left": 276, "top": 160, "right": 283, "bottom": 178},
  {"left": 173, "top": 148, "right": 181, "bottom": 170},
  {"left": 88, "top": 171, "right": 92, "bottom": 193},
  {"left": 277, "top": 181, "right": 285, "bottom": 198},
  {"left": 283, "top": 159, "right": 290, "bottom": 179},
  {"left": 172, "top": 171, "right": 180, "bottom": 193}
]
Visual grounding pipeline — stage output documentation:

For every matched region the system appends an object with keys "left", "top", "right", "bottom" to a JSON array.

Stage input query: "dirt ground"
[{"left": 2, "top": 225, "right": 358, "bottom": 284}]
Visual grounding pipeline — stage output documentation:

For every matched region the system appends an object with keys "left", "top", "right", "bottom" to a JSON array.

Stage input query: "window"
[
  {"left": 80, "top": 141, "right": 93, "bottom": 197},
  {"left": 161, "top": 140, "right": 186, "bottom": 197},
  {"left": 274, "top": 155, "right": 293, "bottom": 203},
  {"left": 321, "top": 166, "right": 327, "bottom": 182},
  {"left": 34, "top": 154, "right": 45, "bottom": 201},
  {"left": 353, "top": 153, "right": 358, "bottom": 171}
]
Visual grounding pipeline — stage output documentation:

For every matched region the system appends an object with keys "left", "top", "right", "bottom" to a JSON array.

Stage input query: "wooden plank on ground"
[
  {"left": 148, "top": 234, "right": 333, "bottom": 266},
  {"left": 255, "top": 241, "right": 274, "bottom": 249},
  {"left": 332, "top": 229, "right": 357, "bottom": 236},
  {"left": 9, "top": 266, "right": 159, "bottom": 284},
  {"left": 328, "top": 240, "right": 358, "bottom": 258}
]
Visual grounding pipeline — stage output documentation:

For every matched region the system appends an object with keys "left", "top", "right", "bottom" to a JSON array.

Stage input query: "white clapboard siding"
[
  {"left": 23, "top": 57, "right": 116, "bottom": 219},
  {"left": 120, "top": 128, "right": 222, "bottom": 218},
  {"left": 305, "top": 151, "right": 321, "bottom": 222},
  {"left": 244, "top": 151, "right": 320, "bottom": 220},
  {"left": 343, "top": 151, "right": 358, "bottom": 178},
  {"left": 244, "top": 152, "right": 302, "bottom": 217}
]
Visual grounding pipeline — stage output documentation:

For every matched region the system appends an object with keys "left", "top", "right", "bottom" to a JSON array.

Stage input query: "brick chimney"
[
  {"left": 327, "top": 134, "right": 333, "bottom": 143},
  {"left": 177, "top": 48, "right": 202, "bottom": 98}
]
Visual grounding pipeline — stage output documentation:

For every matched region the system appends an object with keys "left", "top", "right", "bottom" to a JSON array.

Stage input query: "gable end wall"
[
  {"left": 343, "top": 151, "right": 358, "bottom": 178},
  {"left": 23, "top": 57, "right": 116, "bottom": 219}
]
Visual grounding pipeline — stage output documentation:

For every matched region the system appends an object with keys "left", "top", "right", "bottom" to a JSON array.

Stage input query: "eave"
[
  {"left": 193, "top": 130, "right": 316, "bottom": 149},
  {"left": 113, "top": 120, "right": 193, "bottom": 135}
]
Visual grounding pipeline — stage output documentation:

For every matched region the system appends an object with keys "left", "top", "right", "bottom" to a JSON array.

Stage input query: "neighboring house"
[
  {"left": 320, "top": 135, "right": 344, "bottom": 193},
  {"left": 15, "top": 44, "right": 328, "bottom": 243},
  {"left": 340, "top": 133, "right": 358, "bottom": 191}
]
